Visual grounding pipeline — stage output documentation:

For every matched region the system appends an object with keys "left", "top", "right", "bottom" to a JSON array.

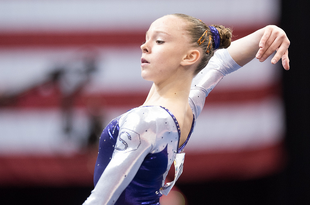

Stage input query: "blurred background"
[{"left": 0, "top": 0, "right": 309, "bottom": 204}]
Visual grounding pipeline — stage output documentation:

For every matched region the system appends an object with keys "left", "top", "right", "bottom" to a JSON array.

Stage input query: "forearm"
[{"left": 227, "top": 27, "right": 265, "bottom": 66}]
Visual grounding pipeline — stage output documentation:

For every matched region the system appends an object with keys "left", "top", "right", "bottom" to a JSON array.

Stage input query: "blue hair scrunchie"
[{"left": 208, "top": 26, "right": 220, "bottom": 49}]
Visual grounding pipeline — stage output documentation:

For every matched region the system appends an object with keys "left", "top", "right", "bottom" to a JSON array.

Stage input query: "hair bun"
[{"left": 211, "top": 25, "right": 232, "bottom": 49}]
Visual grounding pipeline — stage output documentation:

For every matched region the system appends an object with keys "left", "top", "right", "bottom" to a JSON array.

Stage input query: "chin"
[
  {"left": 141, "top": 74, "right": 153, "bottom": 82},
  {"left": 140, "top": 70, "right": 152, "bottom": 81}
]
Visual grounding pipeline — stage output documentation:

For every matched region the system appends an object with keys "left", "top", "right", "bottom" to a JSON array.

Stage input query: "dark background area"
[{"left": 1, "top": 0, "right": 309, "bottom": 204}]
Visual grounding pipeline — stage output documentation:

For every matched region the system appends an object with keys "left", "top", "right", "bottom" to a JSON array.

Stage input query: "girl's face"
[{"left": 140, "top": 15, "right": 192, "bottom": 84}]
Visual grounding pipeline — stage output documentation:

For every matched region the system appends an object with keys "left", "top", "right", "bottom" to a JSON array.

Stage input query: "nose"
[{"left": 140, "top": 42, "right": 149, "bottom": 53}]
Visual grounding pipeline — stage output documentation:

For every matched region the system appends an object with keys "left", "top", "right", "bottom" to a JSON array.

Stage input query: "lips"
[{"left": 141, "top": 58, "right": 149, "bottom": 64}]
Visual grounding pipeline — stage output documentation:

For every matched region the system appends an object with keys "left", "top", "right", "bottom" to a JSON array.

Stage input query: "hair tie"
[{"left": 208, "top": 26, "right": 220, "bottom": 49}]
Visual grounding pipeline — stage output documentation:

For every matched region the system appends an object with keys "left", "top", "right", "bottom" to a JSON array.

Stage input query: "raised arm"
[
  {"left": 228, "top": 25, "right": 290, "bottom": 70},
  {"left": 189, "top": 25, "right": 290, "bottom": 118}
]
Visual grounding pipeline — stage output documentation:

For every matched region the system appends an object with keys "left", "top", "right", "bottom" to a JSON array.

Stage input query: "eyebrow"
[{"left": 145, "top": 30, "right": 171, "bottom": 37}]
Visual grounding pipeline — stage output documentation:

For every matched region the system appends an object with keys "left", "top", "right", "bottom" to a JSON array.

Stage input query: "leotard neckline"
[{"left": 141, "top": 105, "right": 195, "bottom": 153}]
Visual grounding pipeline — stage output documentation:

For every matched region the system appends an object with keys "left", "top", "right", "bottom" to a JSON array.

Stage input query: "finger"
[
  {"left": 269, "top": 36, "right": 290, "bottom": 64},
  {"left": 270, "top": 44, "right": 286, "bottom": 65},
  {"left": 259, "top": 26, "right": 273, "bottom": 48},
  {"left": 257, "top": 28, "right": 279, "bottom": 60},
  {"left": 259, "top": 33, "right": 285, "bottom": 62},
  {"left": 281, "top": 50, "right": 290, "bottom": 70},
  {"left": 256, "top": 27, "right": 272, "bottom": 59},
  {"left": 256, "top": 46, "right": 270, "bottom": 61}
]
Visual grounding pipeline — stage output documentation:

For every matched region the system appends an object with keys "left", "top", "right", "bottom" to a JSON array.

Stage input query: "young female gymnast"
[{"left": 83, "top": 13, "right": 290, "bottom": 205}]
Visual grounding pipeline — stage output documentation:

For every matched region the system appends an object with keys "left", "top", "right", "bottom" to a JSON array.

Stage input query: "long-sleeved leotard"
[{"left": 83, "top": 49, "right": 241, "bottom": 205}]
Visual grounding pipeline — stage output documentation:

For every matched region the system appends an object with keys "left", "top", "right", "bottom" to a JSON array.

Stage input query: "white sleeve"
[
  {"left": 189, "top": 49, "right": 241, "bottom": 118},
  {"left": 83, "top": 111, "right": 156, "bottom": 205}
]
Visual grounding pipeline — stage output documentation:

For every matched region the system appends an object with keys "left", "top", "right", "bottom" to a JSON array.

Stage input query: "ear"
[{"left": 181, "top": 49, "right": 201, "bottom": 66}]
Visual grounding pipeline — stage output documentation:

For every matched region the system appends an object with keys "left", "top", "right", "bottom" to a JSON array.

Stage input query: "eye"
[{"left": 156, "top": 40, "right": 165, "bottom": 44}]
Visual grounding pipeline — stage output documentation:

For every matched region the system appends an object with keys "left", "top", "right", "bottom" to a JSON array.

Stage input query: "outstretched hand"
[{"left": 255, "top": 25, "right": 290, "bottom": 70}]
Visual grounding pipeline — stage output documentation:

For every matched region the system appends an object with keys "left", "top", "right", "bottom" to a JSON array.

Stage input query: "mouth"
[{"left": 141, "top": 58, "right": 149, "bottom": 64}]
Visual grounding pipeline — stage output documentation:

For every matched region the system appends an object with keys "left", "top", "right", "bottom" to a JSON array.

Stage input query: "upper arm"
[
  {"left": 189, "top": 49, "right": 241, "bottom": 117},
  {"left": 83, "top": 112, "right": 155, "bottom": 205}
]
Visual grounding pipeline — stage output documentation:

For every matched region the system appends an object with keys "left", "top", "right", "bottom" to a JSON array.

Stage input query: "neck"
[{"left": 143, "top": 74, "right": 193, "bottom": 107}]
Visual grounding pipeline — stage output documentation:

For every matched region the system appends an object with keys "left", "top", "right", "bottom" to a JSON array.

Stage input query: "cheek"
[
  {"left": 158, "top": 49, "right": 181, "bottom": 64},
  {"left": 163, "top": 54, "right": 182, "bottom": 69},
  {"left": 153, "top": 45, "right": 184, "bottom": 71}
]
